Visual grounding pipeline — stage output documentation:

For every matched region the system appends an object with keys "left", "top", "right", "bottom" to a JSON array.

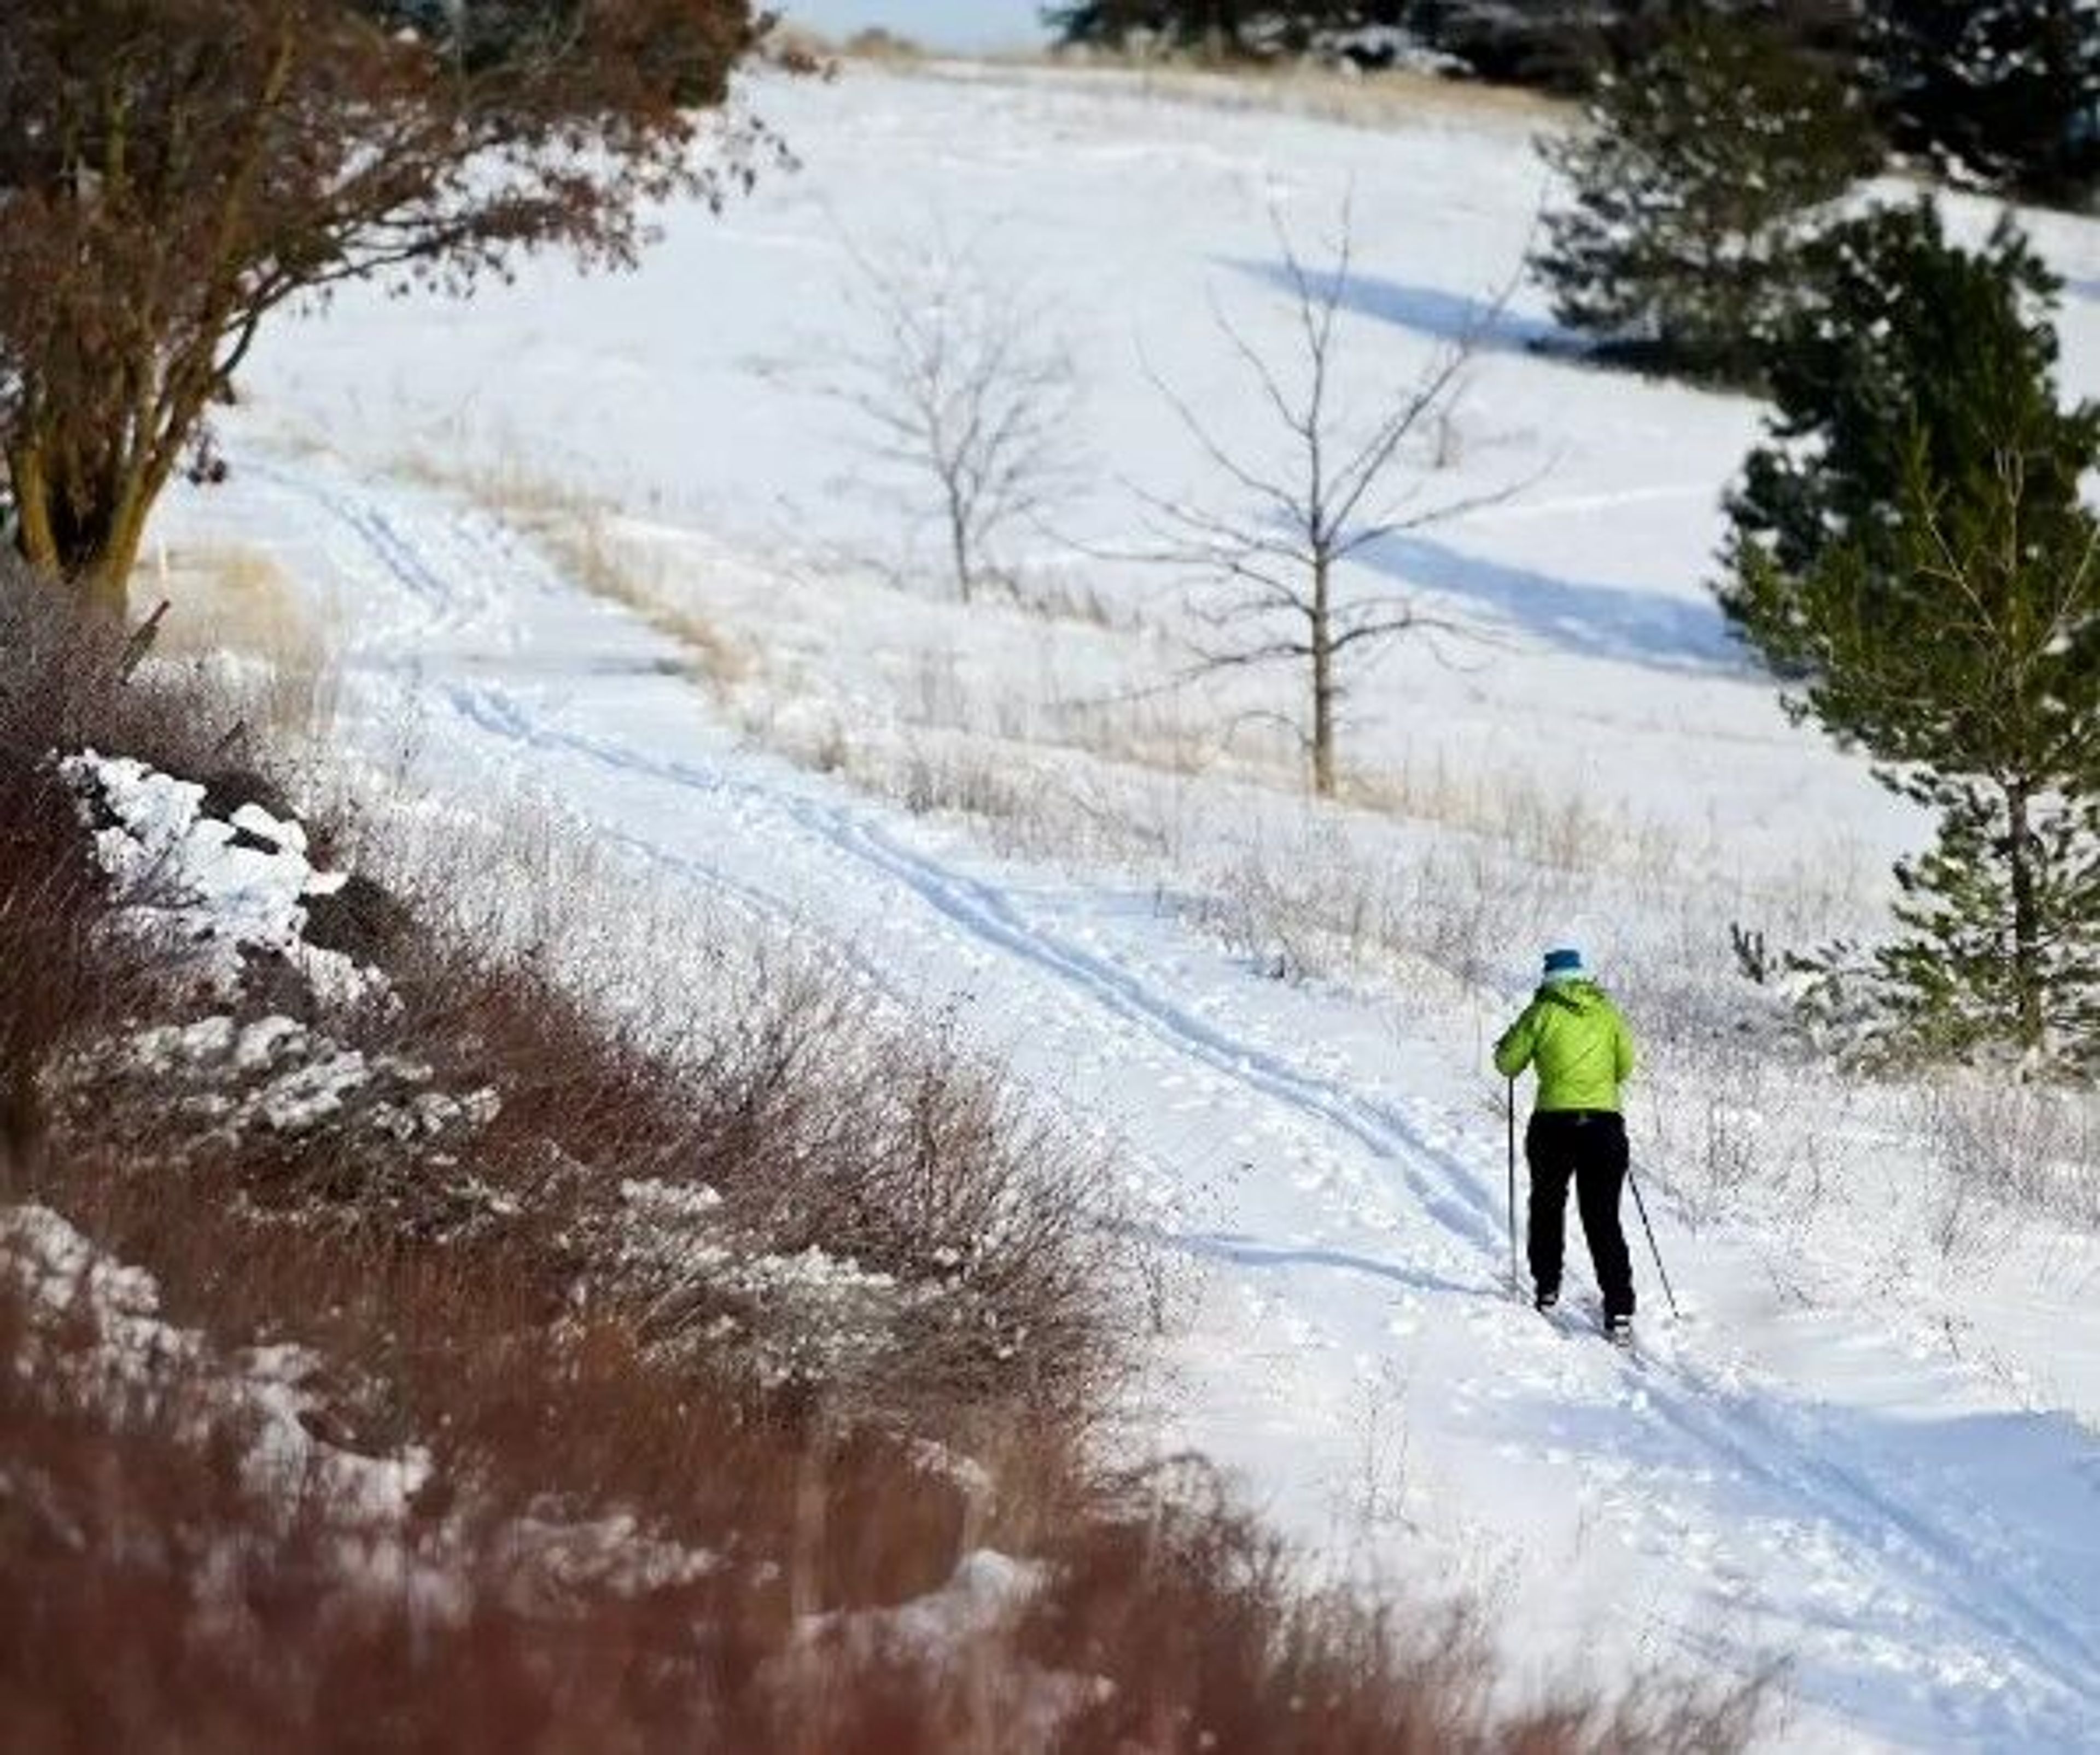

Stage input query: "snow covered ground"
[{"left": 153, "top": 63, "right": 2100, "bottom": 1752}]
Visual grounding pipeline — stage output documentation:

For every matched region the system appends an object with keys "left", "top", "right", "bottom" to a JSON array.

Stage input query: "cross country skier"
[{"left": 1494, "top": 947, "right": 1638, "bottom": 1344}]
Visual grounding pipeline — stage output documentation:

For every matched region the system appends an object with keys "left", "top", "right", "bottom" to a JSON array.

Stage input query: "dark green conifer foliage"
[
  {"left": 1723, "top": 204, "right": 2100, "bottom": 1070},
  {"left": 1386, "top": 2, "right": 1614, "bottom": 86},
  {"left": 1728, "top": 206, "right": 2065, "bottom": 583},
  {"left": 1043, "top": 1, "right": 1366, "bottom": 56},
  {"left": 1042, "top": 0, "right": 1181, "bottom": 48},
  {"left": 1532, "top": 11, "right": 1874, "bottom": 384},
  {"left": 1866, "top": 0, "right": 2100, "bottom": 203}
]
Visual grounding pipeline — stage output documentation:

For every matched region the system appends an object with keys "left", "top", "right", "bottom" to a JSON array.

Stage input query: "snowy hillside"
[{"left": 154, "top": 62, "right": 2100, "bottom": 1752}]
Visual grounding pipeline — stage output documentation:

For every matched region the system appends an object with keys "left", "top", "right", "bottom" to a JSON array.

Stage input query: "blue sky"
[{"left": 778, "top": 0, "right": 1051, "bottom": 51}]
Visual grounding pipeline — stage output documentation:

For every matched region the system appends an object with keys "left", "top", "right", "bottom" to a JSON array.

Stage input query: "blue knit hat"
[{"left": 1542, "top": 947, "right": 1584, "bottom": 976}]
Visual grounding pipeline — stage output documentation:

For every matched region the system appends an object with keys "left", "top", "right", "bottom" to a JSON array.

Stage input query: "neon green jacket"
[{"left": 1494, "top": 978, "right": 1636, "bottom": 1113}]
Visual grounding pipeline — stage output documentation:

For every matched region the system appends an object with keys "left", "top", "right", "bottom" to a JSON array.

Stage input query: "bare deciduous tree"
[
  {"left": 0, "top": 0, "right": 785, "bottom": 612},
  {"left": 1128, "top": 206, "right": 1521, "bottom": 798},
  {"left": 832, "top": 227, "right": 1079, "bottom": 605}
]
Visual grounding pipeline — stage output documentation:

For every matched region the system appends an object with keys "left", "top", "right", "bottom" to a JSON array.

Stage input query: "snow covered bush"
[
  {"left": 45, "top": 1011, "right": 514, "bottom": 1239},
  {"left": 604, "top": 1178, "right": 945, "bottom": 1396},
  {"left": 536, "top": 974, "right": 1134, "bottom": 1420},
  {"left": 21, "top": 740, "right": 517, "bottom": 1236},
  {"left": 1, "top": 1205, "right": 433, "bottom": 1521}
]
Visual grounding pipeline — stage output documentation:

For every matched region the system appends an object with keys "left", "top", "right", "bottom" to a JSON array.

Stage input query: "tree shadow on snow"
[
  {"left": 1220, "top": 255, "right": 1574, "bottom": 359},
  {"left": 1362, "top": 532, "right": 1745, "bottom": 676},
  {"left": 1128, "top": 1224, "right": 1493, "bottom": 1304}
]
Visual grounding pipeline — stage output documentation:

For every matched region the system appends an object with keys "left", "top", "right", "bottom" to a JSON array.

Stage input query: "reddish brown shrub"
[{"left": 0, "top": 577, "right": 1768, "bottom": 1754}]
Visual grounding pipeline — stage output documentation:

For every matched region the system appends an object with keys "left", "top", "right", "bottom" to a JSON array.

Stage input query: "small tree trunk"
[
  {"left": 7, "top": 442, "right": 61, "bottom": 575},
  {"left": 1310, "top": 550, "right": 1336, "bottom": 798},
  {"left": 86, "top": 483, "right": 154, "bottom": 619},
  {"left": 0, "top": 1050, "right": 46, "bottom": 1186},
  {"left": 7, "top": 436, "right": 151, "bottom": 617},
  {"left": 947, "top": 494, "right": 973, "bottom": 606},
  {"left": 2004, "top": 777, "right": 2045, "bottom": 1052}
]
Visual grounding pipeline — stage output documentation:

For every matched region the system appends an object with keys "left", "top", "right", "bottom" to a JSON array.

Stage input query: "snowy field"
[{"left": 154, "top": 63, "right": 2100, "bottom": 1752}]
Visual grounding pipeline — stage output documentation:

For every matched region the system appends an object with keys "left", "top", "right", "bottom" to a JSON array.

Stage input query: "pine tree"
[
  {"left": 1049, "top": 2, "right": 1621, "bottom": 80},
  {"left": 1877, "top": 785, "right": 2099, "bottom": 1066},
  {"left": 1723, "top": 204, "right": 2100, "bottom": 1070},
  {"left": 1532, "top": 11, "right": 1875, "bottom": 384},
  {"left": 1043, "top": 1, "right": 1375, "bottom": 57},
  {"left": 1043, "top": 0, "right": 1179, "bottom": 49},
  {"left": 1404, "top": 3, "right": 1866, "bottom": 92},
  {"left": 1866, "top": 0, "right": 2100, "bottom": 202},
  {"left": 1402, "top": 2, "right": 1618, "bottom": 87}
]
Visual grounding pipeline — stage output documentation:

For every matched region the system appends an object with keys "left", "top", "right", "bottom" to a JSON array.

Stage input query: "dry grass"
[
  {"left": 1, "top": 1252, "right": 1772, "bottom": 1755},
  {"left": 538, "top": 511, "right": 754, "bottom": 692},
  {"left": 1018, "top": 1458, "right": 1774, "bottom": 1755},
  {"left": 539, "top": 535, "right": 1865, "bottom": 1041},
  {"left": 1923, "top": 1081, "right": 2100, "bottom": 1241},
  {"left": 0, "top": 1260, "right": 1017, "bottom": 1754},
  {"left": 388, "top": 448, "right": 752, "bottom": 693},
  {"left": 133, "top": 538, "right": 345, "bottom": 748},
  {"left": 3, "top": 1288, "right": 1774, "bottom": 1755},
  {"left": 1343, "top": 755, "right": 1688, "bottom": 887},
  {"left": 913, "top": 52, "right": 1572, "bottom": 135}
]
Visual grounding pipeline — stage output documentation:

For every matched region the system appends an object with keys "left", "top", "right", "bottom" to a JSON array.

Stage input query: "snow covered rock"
[
  {"left": 0, "top": 1204, "right": 430, "bottom": 1522},
  {"left": 59, "top": 750, "right": 385, "bottom": 1008},
  {"left": 3, "top": 1204, "right": 738, "bottom": 1619},
  {"left": 44, "top": 1013, "right": 508, "bottom": 1239},
  {"left": 108, "top": 1014, "right": 497, "bottom": 1144},
  {"left": 46, "top": 752, "right": 506, "bottom": 1237}
]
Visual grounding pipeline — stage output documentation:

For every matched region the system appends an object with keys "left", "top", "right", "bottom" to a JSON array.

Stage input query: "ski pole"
[
  {"left": 1505, "top": 1079, "right": 1519, "bottom": 1296},
  {"left": 1626, "top": 1163, "right": 1680, "bottom": 1319}
]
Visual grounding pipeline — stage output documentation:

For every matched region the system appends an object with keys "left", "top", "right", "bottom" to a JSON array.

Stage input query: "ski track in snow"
[
  {"left": 239, "top": 452, "right": 2099, "bottom": 1752},
  {"left": 442, "top": 671, "right": 1509, "bottom": 1260}
]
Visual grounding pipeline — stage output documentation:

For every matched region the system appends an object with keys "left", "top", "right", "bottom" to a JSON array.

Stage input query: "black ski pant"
[{"left": 1526, "top": 1109, "right": 1634, "bottom": 1319}]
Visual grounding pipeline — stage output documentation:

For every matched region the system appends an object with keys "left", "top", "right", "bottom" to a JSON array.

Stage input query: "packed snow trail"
[{"left": 196, "top": 452, "right": 2100, "bottom": 1752}]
